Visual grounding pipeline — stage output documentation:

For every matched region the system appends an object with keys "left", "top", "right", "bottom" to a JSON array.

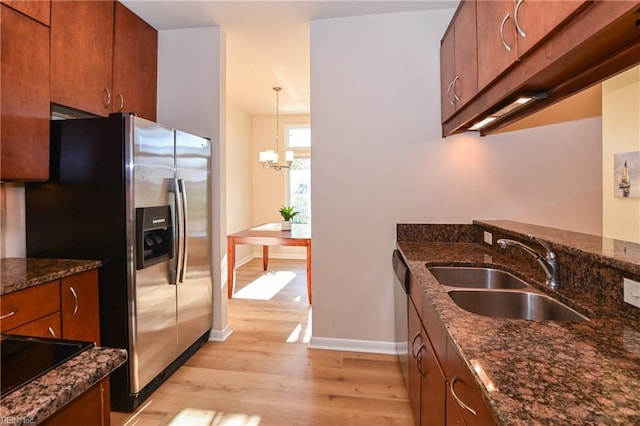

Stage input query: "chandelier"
[{"left": 259, "top": 87, "right": 294, "bottom": 170}]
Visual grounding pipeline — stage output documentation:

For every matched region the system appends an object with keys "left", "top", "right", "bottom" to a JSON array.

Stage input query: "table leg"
[
  {"left": 263, "top": 246, "right": 269, "bottom": 271},
  {"left": 227, "top": 237, "right": 235, "bottom": 298},
  {"left": 306, "top": 242, "right": 312, "bottom": 304}
]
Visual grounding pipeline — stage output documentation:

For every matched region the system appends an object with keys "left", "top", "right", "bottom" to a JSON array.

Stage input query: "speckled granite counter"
[
  {"left": 0, "top": 346, "right": 127, "bottom": 423},
  {"left": 1, "top": 258, "right": 102, "bottom": 295},
  {"left": 397, "top": 221, "right": 640, "bottom": 425}
]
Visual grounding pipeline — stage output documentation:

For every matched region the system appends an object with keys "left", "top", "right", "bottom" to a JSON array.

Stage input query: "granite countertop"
[
  {"left": 0, "top": 346, "right": 127, "bottom": 423},
  {"left": 1, "top": 258, "right": 102, "bottom": 295},
  {"left": 397, "top": 241, "right": 640, "bottom": 424}
]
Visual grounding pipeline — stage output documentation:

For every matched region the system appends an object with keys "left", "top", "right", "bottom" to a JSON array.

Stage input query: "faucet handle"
[{"left": 528, "top": 234, "right": 554, "bottom": 254}]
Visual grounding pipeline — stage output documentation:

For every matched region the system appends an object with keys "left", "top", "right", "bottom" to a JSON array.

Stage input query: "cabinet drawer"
[
  {"left": 0, "top": 281, "right": 60, "bottom": 332},
  {"left": 4, "top": 312, "right": 61, "bottom": 338}
]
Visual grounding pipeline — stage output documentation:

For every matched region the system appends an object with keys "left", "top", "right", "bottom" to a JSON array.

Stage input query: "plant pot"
[{"left": 281, "top": 221, "right": 292, "bottom": 231}]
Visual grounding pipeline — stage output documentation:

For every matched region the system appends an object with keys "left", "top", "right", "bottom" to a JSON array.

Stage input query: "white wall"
[
  {"left": 310, "top": 10, "right": 602, "bottom": 349},
  {"left": 0, "top": 183, "right": 26, "bottom": 258},
  {"left": 157, "top": 27, "right": 230, "bottom": 340},
  {"left": 602, "top": 65, "right": 640, "bottom": 243},
  {"left": 226, "top": 102, "right": 254, "bottom": 263}
]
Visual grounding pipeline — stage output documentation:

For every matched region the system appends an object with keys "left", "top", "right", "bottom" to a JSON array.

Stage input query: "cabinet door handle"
[
  {"left": 450, "top": 376, "right": 477, "bottom": 416},
  {"left": 500, "top": 14, "right": 512, "bottom": 52},
  {"left": 416, "top": 343, "right": 426, "bottom": 378},
  {"left": 103, "top": 87, "right": 112, "bottom": 109},
  {"left": 0, "top": 309, "right": 18, "bottom": 320},
  {"left": 48, "top": 327, "right": 56, "bottom": 338},
  {"left": 117, "top": 92, "right": 124, "bottom": 112},
  {"left": 451, "top": 76, "right": 460, "bottom": 102},
  {"left": 69, "top": 286, "right": 79, "bottom": 316},
  {"left": 514, "top": 0, "right": 526, "bottom": 38},
  {"left": 411, "top": 332, "right": 421, "bottom": 357},
  {"left": 447, "top": 80, "right": 455, "bottom": 105}
]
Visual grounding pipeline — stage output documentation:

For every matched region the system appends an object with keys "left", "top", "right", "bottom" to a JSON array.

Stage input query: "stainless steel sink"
[
  {"left": 447, "top": 290, "right": 588, "bottom": 322},
  {"left": 428, "top": 266, "right": 529, "bottom": 289}
]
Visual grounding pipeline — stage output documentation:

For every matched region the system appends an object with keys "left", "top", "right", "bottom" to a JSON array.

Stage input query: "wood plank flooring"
[{"left": 111, "top": 258, "right": 413, "bottom": 426}]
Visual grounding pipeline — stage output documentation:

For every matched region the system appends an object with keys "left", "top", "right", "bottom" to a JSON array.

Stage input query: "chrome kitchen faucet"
[{"left": 497, "top": 235, "right": 560, "bottom": 289}]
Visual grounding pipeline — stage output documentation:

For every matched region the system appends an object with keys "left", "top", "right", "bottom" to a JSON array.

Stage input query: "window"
[{"left": 286, "top": 125, "right": 311, "bottom": 224}]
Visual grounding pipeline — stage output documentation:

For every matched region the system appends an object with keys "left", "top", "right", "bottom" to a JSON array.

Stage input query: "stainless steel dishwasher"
[{"left": 393, "top": 249, "right": 409, "bottom": 388}]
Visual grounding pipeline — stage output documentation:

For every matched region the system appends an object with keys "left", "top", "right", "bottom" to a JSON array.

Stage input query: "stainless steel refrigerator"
[{"left": 25, "top": 113, "right": 213, "bottom": 412}]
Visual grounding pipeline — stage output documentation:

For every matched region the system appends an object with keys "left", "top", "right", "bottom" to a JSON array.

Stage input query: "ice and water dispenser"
[{"left": 136, "top": 206, "right": 173, "bottom": 269}]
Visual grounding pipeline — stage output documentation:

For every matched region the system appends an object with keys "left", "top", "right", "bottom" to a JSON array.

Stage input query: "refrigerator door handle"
[
  {"left": 178, "top": 179, "right": 189, "bottom": 283},
  {"left": 169, "top": 178, "right": 183, "bottom": 285}
]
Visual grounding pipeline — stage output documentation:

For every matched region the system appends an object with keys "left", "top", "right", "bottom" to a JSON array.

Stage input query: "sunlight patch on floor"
[
  {"left": 286, "top": 307, "right": 312, "bottom": 344},
  {"left": 169, "top": 408, "right": 261, "bottom": 426},
  {"left": 232, "top": 270, "right": 296, "bottom": 300}
]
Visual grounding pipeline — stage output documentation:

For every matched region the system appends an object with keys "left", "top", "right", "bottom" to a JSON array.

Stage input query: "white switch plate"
[
  {"left": 483, "top": 231, "right": 492, "bottom": 245},
  {"left": 624, "top": 278, "right": 640, "bottom": 309}
]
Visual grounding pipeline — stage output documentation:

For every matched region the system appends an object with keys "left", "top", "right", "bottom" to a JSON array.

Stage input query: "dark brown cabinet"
[
  {"left": 443, "top": 0, "right": 637, "bottom": 135},
  {"left": 51, "top": 1, "right": 157, "bottom": 120},
  {"left": 61, "top": 269, "right": 101, "bottom": 344},
  {"left": 440, "top": 0, "right": 477, "bottom": 122},
  {"left": 406, "top": 269, "right": 493, "bottom": 425},
  {"left": 446, "top": 338, "right": 495, "bottom": 425},
  {"left": 0, "top": 4, "right": 50, "bottom": 181},
  {"left": 408, "top": 274, "right": 446, "bottom": 426},
  {"left": 477, "top": 0, "right": 585, "bottom": 90},
  {"left": 112, "top": 1, "right": 158, "bottom": 121},
  {"left": 51, "top": 0, "right": 115, "bottom": 117},
  {"left": 1, "top": 0, "right": 50, "bottom": 25}
]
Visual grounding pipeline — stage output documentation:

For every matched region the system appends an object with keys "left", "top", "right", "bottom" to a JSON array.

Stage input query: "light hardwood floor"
[{"left": 111, "top": 258, "right": 413, "bottom": 426}]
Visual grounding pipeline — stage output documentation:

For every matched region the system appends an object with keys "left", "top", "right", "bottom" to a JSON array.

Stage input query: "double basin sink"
[{"left": 429, "top": 266, "right": 588, "bottom": 322}]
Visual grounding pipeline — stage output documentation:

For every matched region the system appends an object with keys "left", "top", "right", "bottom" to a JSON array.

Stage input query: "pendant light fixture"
[{"left": 259, "top": 87, "right": 294, "bottom": 170}]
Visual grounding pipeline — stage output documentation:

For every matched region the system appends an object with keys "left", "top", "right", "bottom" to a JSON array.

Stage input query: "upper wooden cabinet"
[
  {"left": 51, "top": 1, "right": 157, "bottom": 120},
  {"left": 442, "top": 1, "right": 639, "bottom": 136},
  {"left": 440, "top": 0, "right": 478, "bottom": 123},
  {"left": 0, "top": 4, "right": 50, "bottom": 181},
  {"left": 1, "top": 0, "right": 50, "bottom": 25},
  {"left": 51, "top": 1, "right": 115, "bottom": 117},
  {"left": 113, "top": 1, "right": 158, "bottom": 121},
  {"left": 477, "top": 0, "right": 585, "bottom": 90}
]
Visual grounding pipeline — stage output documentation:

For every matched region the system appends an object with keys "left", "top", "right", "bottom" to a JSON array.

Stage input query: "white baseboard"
[
  {"left": 208, "top": 325, "right": 233, "bottom": 342},
  {"left": 308, "top": 337, "right": 397, "bottom": 355}
]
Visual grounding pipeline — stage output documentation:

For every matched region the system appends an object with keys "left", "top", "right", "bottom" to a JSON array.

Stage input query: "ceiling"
[{"left": 120, "top": 1, "right": 458, "bottom": 116}]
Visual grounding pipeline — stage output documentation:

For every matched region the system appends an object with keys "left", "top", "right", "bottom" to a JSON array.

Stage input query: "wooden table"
[{"left": 227, "top": 223, "right": 312, "bottom": 303}]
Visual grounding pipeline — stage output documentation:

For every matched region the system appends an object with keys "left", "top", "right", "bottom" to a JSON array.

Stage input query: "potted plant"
[{"left": 278, "top": 205, "right": 299, "bottom": 231}]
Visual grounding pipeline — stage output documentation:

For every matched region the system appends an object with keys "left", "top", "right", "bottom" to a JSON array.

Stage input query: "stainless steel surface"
[
  {"left": 392, "top": 250, "right": 409, "bottom": 388},
  {"left": 447, "top": 290, "right": 588, "bottom": 321},
  {"left": 129, "top": 115, "right": 177, "bottom": 393},
  {"left": 497, "top": 234, "right": 560, "bottom": 289},
  {"left": 429, "top": 266, "right": 528, "bottom": 289},
  {"left": 500, "top": 14, "right": 512, "bottom": 51},
  {"left": 175, "top": 129, "right": 213, "bottom": 355}
]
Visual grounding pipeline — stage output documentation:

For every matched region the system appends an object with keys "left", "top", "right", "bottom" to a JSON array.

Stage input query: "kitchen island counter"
[
  {"left": 397, "top": 222, "right": 640, "bottom": 425},
  {"left": 0, "top": 345, "right": 127, "bottom": 424}
]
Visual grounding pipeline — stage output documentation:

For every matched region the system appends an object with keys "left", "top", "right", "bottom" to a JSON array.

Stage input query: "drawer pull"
[
  {"left": 103, "top": 87, "right": 112, "bottom": 109},
  {"left": 117, "top": 92, "right": 124, "bottom": 111},
  {"left": 69, "top": 286, "right": 79, "bottom": 316},
  {"left": 0, "top": 309, "right": 19, "bottom": 320},
  {"left": 48, "top": 327, "right": 56, "bottom": 338},
  {"left": 450, "top": 376, "right": 477, "bottom": 416}
]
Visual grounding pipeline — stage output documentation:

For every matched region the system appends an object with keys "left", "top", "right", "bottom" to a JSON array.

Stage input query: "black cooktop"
[{"left": 1, "top": 335, "right": 94, "bottom": 398}]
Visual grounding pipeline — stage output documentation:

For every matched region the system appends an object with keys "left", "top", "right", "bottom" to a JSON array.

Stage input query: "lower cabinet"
[
  {"left": 407, "top": 270, "right": 494, "bottom": 425},
  {"left": 40, "top": 378, "right": 110, "bottom": 426},
  {"left": 0, "top": 268, "right": 108, "bottom": 424}
]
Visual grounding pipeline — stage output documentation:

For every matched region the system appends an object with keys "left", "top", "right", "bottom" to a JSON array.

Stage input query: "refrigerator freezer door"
[
  {"left": 175, "top": 130, "right": 213, "bottom": 354},
  {"left": 129, "top": 116, "right": 178, "bottom": 393}
]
